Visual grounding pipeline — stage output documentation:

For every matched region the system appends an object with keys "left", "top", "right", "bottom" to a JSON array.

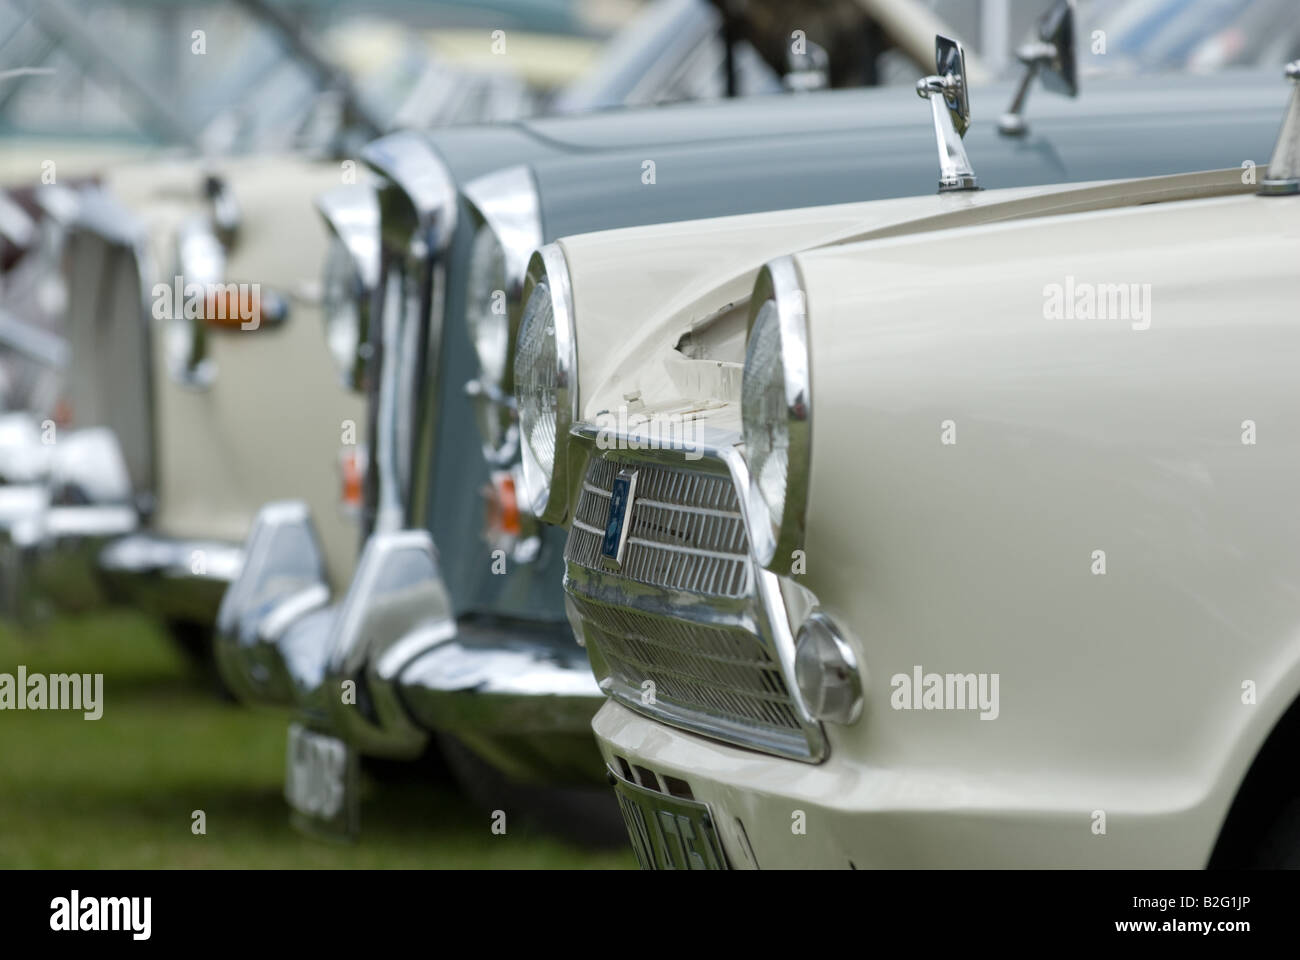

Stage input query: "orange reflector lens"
[
  {"left": 341, "top": 448, "right": 363, "bottom": 508},
  {"left": 484, "top": 471, "right": 521, "bottom": 538}
]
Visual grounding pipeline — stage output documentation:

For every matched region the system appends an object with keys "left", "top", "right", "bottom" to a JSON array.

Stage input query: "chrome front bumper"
[
  {"left": 397, "top": 616, "right": 605, "bottom": 786},
  {"left": 0, "top": 421, "right": 243, "bottom": 625},
  {"left": 216, "top": 498, "right": 605, "bottom": 782},
  {"left": 0, "top": 485, "right": 138, "bottom": 620},
  {"left": 0, "top": 495, "right": 242, "bottom": 626},
  {"left": 98, "top": 532, "right": 244, "bottom": 624}
]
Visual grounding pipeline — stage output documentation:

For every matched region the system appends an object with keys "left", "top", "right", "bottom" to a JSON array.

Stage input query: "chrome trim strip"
[{"left": 370, "top": 261, "right": 407, "bottom": 535}]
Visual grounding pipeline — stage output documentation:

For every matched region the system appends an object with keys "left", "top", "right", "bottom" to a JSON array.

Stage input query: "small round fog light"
[{"left": 794, "top": 613, "right": 863, "bottom": 725}]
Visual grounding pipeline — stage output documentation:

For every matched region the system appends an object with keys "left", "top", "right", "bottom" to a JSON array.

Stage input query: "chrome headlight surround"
[
  {"left": 315, "top": 185, "right": 380, "bottom": 392},
  {"left": 515, "top": 243, "right": 577, "bottom": 525},
  {"left": 360, "top": 131, "right": 458, "bottom": 536},
  {"left": 742, "top": 256, "right": 812, "bottom": 571},
  {"left": 462, "top": 165, "right": 543, "bottom": 465}
]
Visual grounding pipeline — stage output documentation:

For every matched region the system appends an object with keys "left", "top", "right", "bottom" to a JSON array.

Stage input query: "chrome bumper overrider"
[
  {"left": 218, "top": 500, "right": 606, "bottom": 783},
  {"left": 214, "top": 501, "right": 333, "bottom": 705},
  {"left": 216, "top": 502, "right": 446, "bottom": 757}
]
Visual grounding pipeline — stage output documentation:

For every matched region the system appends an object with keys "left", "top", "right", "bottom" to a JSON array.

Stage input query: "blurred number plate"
[
  {"left": 612, "top": 772, "right": 728, "bottom": 870},
  {"left": 285, "top": 723, "right": 358, "bottom": 838}
]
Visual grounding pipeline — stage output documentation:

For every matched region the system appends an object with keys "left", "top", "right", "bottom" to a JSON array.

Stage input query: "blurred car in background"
[
  {"left": 218, "top": 2, "right": 1297, "bottom": 840},
  {"left": 548, "top": 54, "right": 1300, "bottom": 869},
  {"left": 0, "top": 0, "right": 619, "bottom": 669}
]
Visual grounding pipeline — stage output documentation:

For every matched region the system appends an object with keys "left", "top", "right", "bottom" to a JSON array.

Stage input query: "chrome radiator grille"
[
  {"left": 565, "top": 455, "right": 818, "bottom": 760},
  {"left": 567, "top": 456, "right": 751, "bottom": 598}
]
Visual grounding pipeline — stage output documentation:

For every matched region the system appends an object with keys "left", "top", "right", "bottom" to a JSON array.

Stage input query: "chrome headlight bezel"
[
  {"left": 742, "top": 256, "right": 812, "bottom": 571},
  {"left": 515, "top": 243, "right": 577, "bottom": 525},
  {"left": 465, "top": 223, "right": 509, "bottom": 385},
  {"left": 315, "top": 185, "right": 380, "bottom": 393},
  {"left": 462, "top": 165, "right": 543, "bottom": 465},
  {"left": 360, "top": 131, "right": 458, "bottom": 536}
]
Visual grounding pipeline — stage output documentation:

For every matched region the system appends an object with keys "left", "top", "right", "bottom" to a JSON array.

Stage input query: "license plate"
[
  {"left": 285, "top": 723, "right": 358, "bottom": 838},
  {"left": 611, "top": 770, "right": 728, "bottom": 869}
]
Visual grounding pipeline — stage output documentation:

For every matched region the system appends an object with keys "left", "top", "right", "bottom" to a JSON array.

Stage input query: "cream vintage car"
[
  {"left": 0, "top": 158, "right": 366, "bottom": 666},
  {"left": 515, "top": 46, "right": 1300, "bottom": 867}
]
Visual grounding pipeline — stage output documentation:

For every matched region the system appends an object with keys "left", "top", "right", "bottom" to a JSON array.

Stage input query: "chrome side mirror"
[
  {"left": 916, "top": 35, "right": 977, "bottom": 193},
  {"left": 999, "top": 0, "right": 1078, "bottom": 137},
  {"left": 166, "top": 217, "right": 222, "bottom": 389},
  {"left": 1260, "top": 61, "right": 1300, "bottom": 196}
]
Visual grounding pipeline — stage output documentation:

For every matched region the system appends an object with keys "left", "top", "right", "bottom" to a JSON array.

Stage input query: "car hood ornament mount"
[
  {"left": 917, "top": 35, "right": 978, "bottom": 193},
  {"left": 999, "top": 0, "right": 1078, "bottom": 137},
  {"left": 1260, "top": 61, "right": 1300, "bottom": 196}
]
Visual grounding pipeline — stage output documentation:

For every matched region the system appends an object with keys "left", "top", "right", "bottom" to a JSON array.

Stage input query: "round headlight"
[
  {"left": 322, "top": 234, "right": 363, "bottom": 388},
  {"left": 516, "top": 281, "right": 558, "bottom": 514},
  {"left": 741, "top": 258, "right": 811, "bottom": 569},
  {"left": 514, "top": 245, "right": 576, "bottom": 523},
  {"left": 466, "top": 224, "right": 509, "bottom": 387}
]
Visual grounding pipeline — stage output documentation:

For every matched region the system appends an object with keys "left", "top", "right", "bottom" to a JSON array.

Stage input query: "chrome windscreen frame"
[{"left": 562, "top": 423, "right": 827, "bottom": 763}]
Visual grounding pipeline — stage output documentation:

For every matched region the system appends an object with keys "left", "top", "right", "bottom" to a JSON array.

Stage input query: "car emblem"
[{"left": 601, "top": 468, "right": 638, "bottom": 568}]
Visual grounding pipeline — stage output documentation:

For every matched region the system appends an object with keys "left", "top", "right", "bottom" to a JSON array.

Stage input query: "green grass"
[{"left": 0, "top": 611, "right": 633, "bottom": 869}]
